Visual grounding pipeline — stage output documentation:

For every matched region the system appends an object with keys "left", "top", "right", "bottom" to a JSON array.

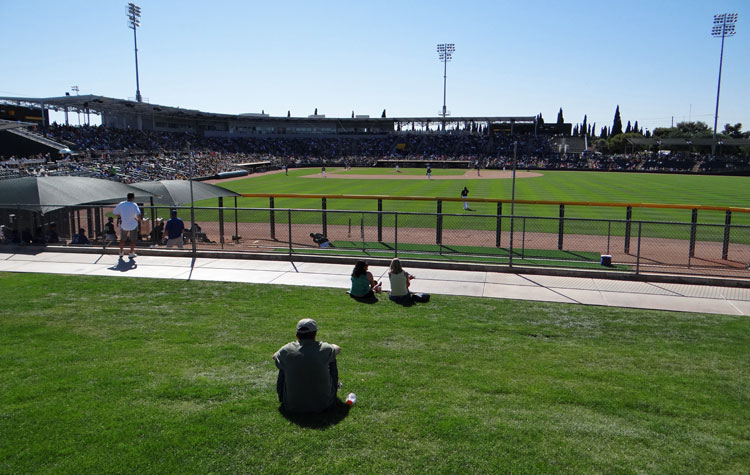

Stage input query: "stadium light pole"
[
  {"left": 436, "top": 43, "right": 455, "bottom": 132},
  {"left": 127, "top": 3, "right": 143, "bottom": 103},
  {"left": 187, "top": 143, "right": 197, "bottom": 256},
  {"left": 711, "top": 13, "right": 738, "bottom": 155},
  {"left": 508, "top": 141, "right": 517, "bottom": 267}
]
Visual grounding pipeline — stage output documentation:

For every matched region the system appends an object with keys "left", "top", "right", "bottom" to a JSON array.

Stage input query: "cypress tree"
[
  {"left": 557, "top": 108, "right": 564, "bottom": 125},
  {"left": 625, "top": 121, "right": 632, "bottom": 134},
  {"left": 612, "top": 105, "right": 623, "bottom": 136},
  {"left": 582, "top": 115, "right": 587, "bottom": 136},
  {"left": 633, "top": 120, "right": 639, "bottom": 134}
]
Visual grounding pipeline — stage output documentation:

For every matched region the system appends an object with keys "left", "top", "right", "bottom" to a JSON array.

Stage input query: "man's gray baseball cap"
[{"left": 296, "top": 318, "right": 318, "bottom": 334}]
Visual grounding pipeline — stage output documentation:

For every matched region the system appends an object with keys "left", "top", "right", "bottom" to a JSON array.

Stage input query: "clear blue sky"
[{"left": 1, "top": 0, "right": 748, "bottom": 133}]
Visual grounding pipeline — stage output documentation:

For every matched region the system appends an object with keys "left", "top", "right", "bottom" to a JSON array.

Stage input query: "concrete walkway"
[{"left": 2, "top": 250, "right": 750, "bottom": 316}]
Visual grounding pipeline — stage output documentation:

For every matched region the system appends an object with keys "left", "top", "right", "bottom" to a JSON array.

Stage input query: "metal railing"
[{"left": 2, "top": 202, "right": 749, "bottom": 280}]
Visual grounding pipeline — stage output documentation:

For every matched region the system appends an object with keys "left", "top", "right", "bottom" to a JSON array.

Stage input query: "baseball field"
[
  {"left": 2, "top": 169, "right": 750, "bottom": 473},
  {"left": 212, "top": 167, "right": 750, "bottom": 224}
]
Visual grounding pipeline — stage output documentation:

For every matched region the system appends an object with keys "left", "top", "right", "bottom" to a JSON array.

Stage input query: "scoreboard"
[{"left": 0, "top": 105, "right": 48, "bottom": 125}]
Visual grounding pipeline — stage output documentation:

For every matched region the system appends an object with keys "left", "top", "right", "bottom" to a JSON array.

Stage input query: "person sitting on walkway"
[
  {"left": 273, "top": 318, "right": 341, "bottom": 413},
  {"left": 71, "top": 228, "right": 90, "bottom": 245},
  {"left": 388, "top": 258, "right": 415, "bottom": 305},
  {"left": 44, "top": 223, "right": 59, "bottom": 244},
  {"left": 103, "top": 217, "right": 117, "bottom": 243},
  {"left": 150, "top": 218, "right": 165, "bottom": 244},
  {"left": 349, "top": 259, "right": 381, "bottom": 299}
]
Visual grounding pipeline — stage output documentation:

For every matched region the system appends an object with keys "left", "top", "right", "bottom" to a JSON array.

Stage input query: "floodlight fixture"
[
  {"left": 711, "top": 12, "right": 738, "bottom": 154},
  {"left": 127, "top": 3, "right": 143, "bottom": 102},
  {"left": 436, "top": 43, "right": 455, "bottom": 130}
]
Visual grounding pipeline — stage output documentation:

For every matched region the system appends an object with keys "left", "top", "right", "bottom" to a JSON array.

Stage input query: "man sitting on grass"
[{"left": 273, "top": 318, "right": 341, "bottom": 413}]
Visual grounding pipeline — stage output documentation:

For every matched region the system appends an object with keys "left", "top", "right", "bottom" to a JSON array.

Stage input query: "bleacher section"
[{"left": 1, "top": 128, "right": 69, "bottom": 157}]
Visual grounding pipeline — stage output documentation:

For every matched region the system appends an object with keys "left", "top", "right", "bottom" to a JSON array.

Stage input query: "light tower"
[
  {"left": 711, "top": 13, "right": 737, "bottom": 155},
  {"left": 127, "top": 3, "right": 143, "bottom": 102},
  {"left": 436, "top": 43, "right": 455, "bottom": 131}
]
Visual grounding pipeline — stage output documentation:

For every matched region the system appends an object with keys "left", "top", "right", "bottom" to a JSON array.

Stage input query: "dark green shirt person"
[{"left": 273, "top": 318, "right": 341, "bottom": 413}]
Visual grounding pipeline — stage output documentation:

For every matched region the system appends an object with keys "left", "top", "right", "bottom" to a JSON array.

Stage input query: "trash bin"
[{"left": 600, "top": 254, "right": 612, "bottom": 266}]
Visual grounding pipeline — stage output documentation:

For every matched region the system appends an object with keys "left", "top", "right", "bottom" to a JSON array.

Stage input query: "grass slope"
[{"left": 1, "top": 273, "right": 748, "bottom": 473}]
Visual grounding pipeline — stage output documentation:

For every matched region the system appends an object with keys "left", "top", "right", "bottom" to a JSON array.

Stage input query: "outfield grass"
[
  {"left": 2, "top": 273, "right": 748, "bottom": 473},
  {"left": 213, "top": 168, "right": 750, "bottom": 225}
]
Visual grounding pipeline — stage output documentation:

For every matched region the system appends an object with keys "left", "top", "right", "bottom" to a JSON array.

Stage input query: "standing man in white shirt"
[{"left": 112, "top": 192, "right": 142, "bottom": 259}]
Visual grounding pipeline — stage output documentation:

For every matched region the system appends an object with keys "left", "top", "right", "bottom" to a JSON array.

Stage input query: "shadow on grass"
[
  {"left": 348, "top": 293, "right": 379, "bottom": 304},
  {"left": 278, "top": 399, "right": 352, "bottom": 429}
]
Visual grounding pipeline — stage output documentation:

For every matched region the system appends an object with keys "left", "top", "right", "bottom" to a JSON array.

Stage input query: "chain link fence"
[{"left": 2, "top": 202, "right": 749, "bottom": 279}]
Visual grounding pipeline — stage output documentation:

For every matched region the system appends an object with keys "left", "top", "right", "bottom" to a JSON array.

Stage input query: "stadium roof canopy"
[{"left": 0, "top": 95, "right": 537, "bottom": 124}]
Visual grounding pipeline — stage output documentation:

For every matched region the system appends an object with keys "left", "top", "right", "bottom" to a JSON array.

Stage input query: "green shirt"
[
  {"left": 274, "top": 340, "right": 337, "bottom": 413},
  {"left": 350, "top": 274, "right": 371, "bottom": 297}
]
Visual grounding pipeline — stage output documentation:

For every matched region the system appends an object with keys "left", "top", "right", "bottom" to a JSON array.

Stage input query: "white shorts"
[{"left": 165, "top": 237, "right": 184, "bottom": 249}]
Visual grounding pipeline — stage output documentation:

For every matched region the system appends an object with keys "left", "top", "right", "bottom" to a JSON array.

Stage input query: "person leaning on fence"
[
  {"left": 349, "top": 260, "right": 381, "bottom": 299},
  {"left": 273, "top": 318, "right": 341, "bottom": 413}
]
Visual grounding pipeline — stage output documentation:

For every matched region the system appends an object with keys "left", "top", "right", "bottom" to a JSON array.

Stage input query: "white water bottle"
[{"left": 345, "top": 392, "right": 357, "bottom": 406}]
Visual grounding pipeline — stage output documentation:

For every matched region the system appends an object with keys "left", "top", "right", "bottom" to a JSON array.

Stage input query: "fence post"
[
  {"left": 722, "top": 210, "right": 731, "bottom": 260},
  {"left": 322, "top": 197, "right": 327, "bottom": 238},
  {"left": 86, "top": 208, "right": 94, "bottom": 238},
  {"left": 94, "top": 207, "right": 101, "bottom": 238},
  {"left": 495, "top": 202, "right": 502, "bottom": 247},
  {"left": 436, "top": 200, "right": 443, "bottom": 245},
  {"left": 607, "top": 221, "right": 611, "bottom": 255},
  {"left": 149, "top": 197, "right": 155, "bottom": 243},
  {"left": 624, "top": 206, "right": 632, "bottom": 254},
  {"left": 689, "top": 208, "right": 698, "bottom": 258},
  {"left": 234, "top": 196, "right": 239, "bottom": 241},
  {"left": 557, "top": 204, "right": 565, "bottom": 250},
  {"left": 360, "top": 213, "right": 365, "bottom": 251},
  {"left": 377, "top": 199, "right": 383, "bottom": 242},
  {"left": 288, "top": 209, "right": 292, "bottom": 257},
  {"left": 635, "top": 221, "right": 642, "bottom": 275},
  {"left": 269, "top": 197, "right": 276, "bottom": 240},
  {"left": 394, "top": 212, "right": 398, "bottom": 258},
  {"left": 218, "top": 197, "right": 225, "bottom": 248}
]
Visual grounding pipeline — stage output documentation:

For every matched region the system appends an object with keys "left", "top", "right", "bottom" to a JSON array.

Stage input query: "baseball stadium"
[{"left": 2, "top": 4, "right": 750, "bottom": 473}]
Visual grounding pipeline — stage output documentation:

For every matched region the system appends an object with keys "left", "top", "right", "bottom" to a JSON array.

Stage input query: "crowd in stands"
[{"left": 1, "top": 124, "right": 748, "bottom": 181}]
